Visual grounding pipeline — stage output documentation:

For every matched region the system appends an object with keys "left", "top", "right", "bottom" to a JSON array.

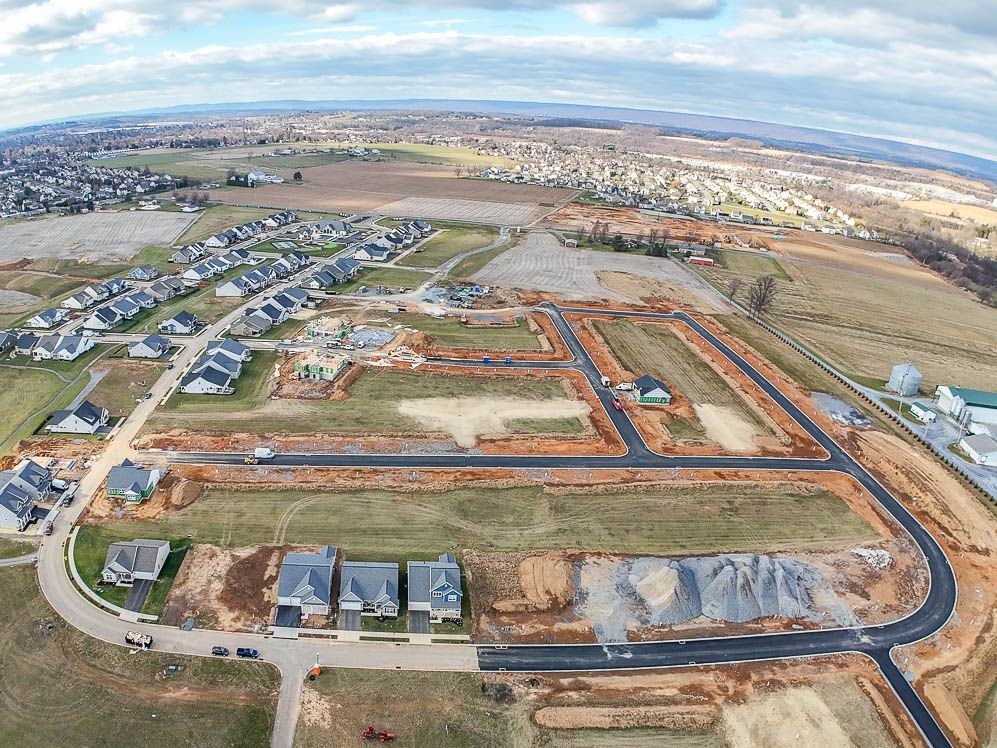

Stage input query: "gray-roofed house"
[
  {"left": 25, "top": 307, "right": 68, "bottom": 329},
  {"left": 338, "top": 561, "right": 399, "bottom": 618},
  {"left": 180, "top": 366, "right": 234, "bottom": 395},
  {"left": 14, "top": 332, "right": 39, "bottom": 356},
  {"left": 193, "top": 352, "right": 242, "bottom": 379},
  {"left": 128, "top": 333, "right": 171, "bottom": 359},
  {"left": 230, "top": 312, "right": 272, "bottom": 337},
  {"left": 83, "top": 306, "right": 122, "bottom": 331},
  {"left": 277, "top": 545, "right": 338, "bottom": 616},
  {"left": 46, "top": 399, "right": 109, "bottom": 434},
  {"left": 129, "top": 264, "right": 160, "bottom": 281},
  {"left": 634, "top": 375, "right": 673, "bottom": 405},
  {"left": 100, "top": 539, "right": 171, "bottom": 586},
  {"left": 0, "top": 459, "right": 52, "bottom": 530},
  {"left": 158, "top": 310, "right": 198, "bottom": 335},
  {"left": 206, "top": 338, "right": 251, "bottom": 362},
  {"left": 407, "top": 553, "right": 463, "bottom": 623},
  {"left": 0, "top": 330, "right": 15, "bottom": 354},
  {"left": 106, "top": 459, "right": 161, "bottom": 503}
]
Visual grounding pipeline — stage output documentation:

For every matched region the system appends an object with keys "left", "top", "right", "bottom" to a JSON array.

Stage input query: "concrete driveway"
[
  {"left": 339, "top": 610, "right": 361, "bottom": 631},
  {"left": 409, "top": 611, "right": 430, "bottom": 634}
]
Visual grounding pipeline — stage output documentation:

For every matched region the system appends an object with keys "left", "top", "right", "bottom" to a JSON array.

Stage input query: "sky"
[{"left": 0, "top": 0, "right": 995, "bottom": 160}]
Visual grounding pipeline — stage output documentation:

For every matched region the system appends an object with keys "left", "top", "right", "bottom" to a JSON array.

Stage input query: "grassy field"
[
  {"left": 0, "top": 271, "right": 83, "bottom": 299},
  {"left": 594, "top": 319, "right": 774, "bottom": 439},
  {"left": 90, "top": 147, "right": 347, "bottom": 181},
  {"left": 974, "top": 677, "right": 997, "bottom": 747},
  {"left": 0, "top": 538, "right": 34, "bottom": 559},
  {"left": 390, "top": 313, "right": 542, "bottom": 350},
  {"left": 401, "top": 225, "right": 499, "bottom": 269},
  {"left": 177, "top": 205, "right": 276, "bottom": 245},
  {"left": 0, "top": 565, "right": 277, "bottom": 746},
  {"left": 20, "top": 245, "right": 174, "bottom": 278},
  {"left": 337, "top": 266, "right": 432, "bottom": 293},
  {"left": 149, "top": 360, "right": 580, "bottom": 437},
  {"left": 697, "top": 249, "right": 997, "bottom": 390},
  {"left": 73, "top": 525, "right": 189, "bottom": 616},
  {"left": 337, "top": 142, "right": 513, "bottom": 168},
  {"left": 88, "top": 359, "right": 168, "bottom": 417},
  {"left": 97, "top": 483, "right": 876, "bottom": 558},
  {"left": 714, "top": 250, "right": 789, "bottom": 279},
  {"left": 448, "top": 237, "right": 519, "bottom": 281}
]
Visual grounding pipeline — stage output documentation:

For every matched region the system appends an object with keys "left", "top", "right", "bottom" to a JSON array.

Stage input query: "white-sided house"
[
  {"left": 960, "top": 433, "right": 997, "bottom": 465},
  {"left": 128, "top": 333, "right": 171, "bottom": 359},
  {"left": 352, "top": 245, "right": 391, "bottom": 262},
  {"left": 276, "top": 545, "right": 337, "bottom": 617},
  {"left": 192, "top": 352, "right": 242, "bottom": 379},
  {"left": 25, "top": 308, "right": 68, "bottom": 329},
  {"left": 100, "top": 539, "right": 171, "bottom": 586},
  {"left": 338, "top": 561, "right": 399, "bottom": 618},
  {"left": 129, "top": 264, "right": 159, "bottom": 281},
  {"left": 315, "top": 218, "right": 351, "bottom": 238},
  {"left": 158, "top": 311, "right": 199, "bottom": 335},
  {"left": 230, "top": 312, "right": 272, "bottom": 337},
  {"left": 407, "top": 553, "right": 463, "bottom": 623},
  {"left": 0, "top": 459, "right": 52, "bottom": 531},
  {"left": 206, "top": 338, "right": 252, "bottom": 362},
  {"left": 46, "top": 400, "right": 109, "bottom": 434},
  {"left": 215, "top": 276, "right": 255, "bottom": 297},
  {"left": 182, "top": 263, "right": 216, "bottom": 283},
  {"left": 108, "top": 297, "right": 141, "bottom": 320},
  {"left": 127, "top": 290, "right": 157, "bottom": 309},
  {"left": 33, "top": 335, "right": 94, "bottom": 362},
  {"left": 179, "top": 366, "right": 234, "bottom": 395},
  {"left": 61, "top": 290, "right": 95, "bottom": 310},
  {"left": 83, "top": 306, "right": 122, "bottom": 331}
]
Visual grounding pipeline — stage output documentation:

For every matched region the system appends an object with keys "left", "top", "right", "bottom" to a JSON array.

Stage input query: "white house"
[
  {"left": 61, "top": 291, "right": 95, "bottom": 311},
  {"left": 100, "top": 539, "right": 171, "bottom": 586},
  {"left": 407, "top": 553, "right": 463, "bottom": 623},
  {"left": 158, "top": 311, "right": 199, "bottom": 335},
  {"left": 33, "top": 335, "right": 94, "bottom": 362},
  {"left": 215, "top": 276, "right": 255, "bottom": 297},
  {"left": 46, "top": 400, "right": 109, "bottom": 434},
  {"left": 206, "top": 338, "right": 251, "bottom": 362},
  {"left": 83, "top": 307, "right": 122, "bottom": 331},
  {"left": 353, "top": 245, "right": 391, "bottom": 262},
  {"left": 182, "top": 263, "right": 216, "bottom": 282},
  {"left": 0, "top": 459, "right": 52, "bottom": 531},
  {"left": 25, "top": 308, "right": 67, "bottom": 329},
  {"left": 128, "top": 334, "right": 171, "bottom": 359},
  {"left": 180, "top": 367, "right": 234, "bottom": 395}
]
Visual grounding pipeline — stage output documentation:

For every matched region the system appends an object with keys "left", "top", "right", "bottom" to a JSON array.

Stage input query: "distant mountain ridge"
[{"left": 12, "top": 98, "right": 997, "bottom": 183}]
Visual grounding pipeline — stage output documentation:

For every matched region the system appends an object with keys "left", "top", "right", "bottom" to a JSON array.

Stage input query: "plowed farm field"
[{"left": 212, "top": 161, "right": 575, "bottom": 223}]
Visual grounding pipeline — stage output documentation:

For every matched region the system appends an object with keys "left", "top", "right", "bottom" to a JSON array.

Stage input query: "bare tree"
[
  {"left": 747, "top": 275, "right": 779, "bottom": 317},
  {"left": 727, "top": 277, "right": 742, "bottom": 301}
]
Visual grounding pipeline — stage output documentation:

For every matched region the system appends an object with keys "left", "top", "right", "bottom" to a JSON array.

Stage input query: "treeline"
[{"left": 895, "top": 228, "right": 997, "bottom": 306}]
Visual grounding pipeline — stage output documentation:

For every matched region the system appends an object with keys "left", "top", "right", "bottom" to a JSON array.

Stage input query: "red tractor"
[{"left": 360, "top": 725, "right": 396, "bottom": 742}]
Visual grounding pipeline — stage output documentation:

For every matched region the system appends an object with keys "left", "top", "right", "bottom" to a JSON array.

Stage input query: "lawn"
[
  {"left": 19, "top": 248, "right": 174, "bottom": 279},
  {"left": 98, "top": 483, "right": 876, "bottom": 558},
  {"left": 333, "top": 142, "right": 513, "bottom": 168},
  {"left": 0, "top": 368, "right": 64, "bottom": 447},
  {"left": 336, "top": 267, "right": 432, "bottom": 293},
  {"left": 975, "top": 677, "right": 997, "bottom": 747},
  {"left": 73, "top": 524, "right": 189, "bottom": 616},
  {"left": 0, "top": 564, "right": 278, "bottom": 746},
  {"left": 177, "top": 205, "right": 276, "bottom": 245},
  {"left": 296, "top": 670, "right": 531, "bottom": 747},
  {"left": 714, "top": 250, "right": 789, "bottom": 280},
  {"left": 87, "top": 359, "right": 168, "bottom": 417},
  {"left": 697, "top": 249, "right": 997, "bottom": 390},
  {"left": 594, "top": 319, "right": 775, "bottom": 439},
  {"left": 400, "top": 225, "right": 499, "bottom": 269},
  {"left": 0, "top": 271, "right": 84, "bottom": 299},
  {"left": 149, "top": 362, "right": 580, "bottom": 437},
  {"left": 0, "top": 538, "right": 34, "bottom": 559},
  {"left": 389, "top": 313, "right": 542, "bottom": 350}
]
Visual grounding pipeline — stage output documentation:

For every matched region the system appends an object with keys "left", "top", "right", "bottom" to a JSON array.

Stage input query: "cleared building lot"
[
  {"left": 0, "top": 211, "right": 196, "bottom": 263},
  {"left": 472, "top": 231, "right": 722, "bottom": 306},
  {"left": 379, "top": 197, "right": 544, "bottom": 225}
]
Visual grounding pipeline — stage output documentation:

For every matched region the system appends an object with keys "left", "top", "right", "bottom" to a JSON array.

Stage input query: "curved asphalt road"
[{"left": 166, "top": 304, "right": 958, "bottom": 747}]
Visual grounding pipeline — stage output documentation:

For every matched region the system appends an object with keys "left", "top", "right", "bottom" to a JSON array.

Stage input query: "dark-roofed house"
[
  {"left": 407, "top": 553, "right": 463, "bottom": 624},
  {"left": 100, "top": 539, "right": 170, "bottom": 586},
  {"left": 158, "top": 310, "right": 198, "bottom": 335},
  {"left": 0, "top": 330, "right": 15, "bottom": 354},
  {"left": 230, "top": 312, "right": 272, "bottom": 337},
  {"left": 128, "top": 333, "right": 171, "bottom": 359},
  {"left": 25, "top": 308, "right": 68, "bottom": 329},
  {"left": 338, "top": 561, "right": 399, "bottom": 619},
  {"left": 180, "top": 366, "right": 234, "bottom": 395},
  {"left": 634, "top": 375, "right": 673, "bottom": 405},
  {"left": 14, "top": 332, "right": 39, "bottom": 356},
  {"left": 0, "top": 459, "right": 52, "bottom": 531},
  {"left": 129, "top": 264, "right": 160, "bottom": 281},
  {"left": 207, "top": 338, "right": 251, "bottom": 362},
  {"left": 46, "top": 400, "right": 109, "bottom": 434},
  {"left": 106, "top": 459, "right": 161, "bottom": 503},
  {"left": 277, "top": 545, "right": 337, "bottom": 617}
]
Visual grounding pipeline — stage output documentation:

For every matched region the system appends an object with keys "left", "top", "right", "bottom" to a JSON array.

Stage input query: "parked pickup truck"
[
  {"left": 125, "top": 631, "right": 153, "bottom": 648},
  {"left": 614, "top": 382, "right": 635, "bottom": 391},
  {"left": 236, "top": 647, "right": 259, "bottom": 659}
]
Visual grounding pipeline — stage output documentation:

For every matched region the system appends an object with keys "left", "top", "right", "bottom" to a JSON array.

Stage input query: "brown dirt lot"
[
  {"left": 408, "top": 311, "right": 573, "bottom": 362},
  {"left": 162, "top": 543, "right": 293, "bottom": 631},
  {"left": 213, "top": 160, "right": 574, "bottom": 217}
]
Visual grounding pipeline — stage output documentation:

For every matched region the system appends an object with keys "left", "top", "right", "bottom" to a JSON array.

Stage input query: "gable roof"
[
  {"left": 107, "top": 459, "right": 157, "bottom": 495},
  {"left": 278, "top": 545, "right": 337, "bottom": 606},
  {"left": 102, "top": 539, "right": 169, "bottom": 575},
  {"left": 50, "top": 399, "right": 106, "bottom": 428},
  {"left": 181, "top": 366, "right": 231, "bottom": 388},
  {"left": 407, "top": 553, "right": 462, "bottom": 609},
  {"left": 338, "top": 561, "right": 399, "bottom": 606},
  {"left": 207, "top": 338, "right": 249, "bottom": 359},
  {"left": 634, "top": 374, "right": 671, "bottom": 397},
  {"left": 132, "top": 333, "right": 170, "bottom": 352}
]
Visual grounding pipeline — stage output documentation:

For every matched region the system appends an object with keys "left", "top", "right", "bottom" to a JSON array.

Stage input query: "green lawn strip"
[
  {"left": 712, "top": 250, "right": 789, "bottom": 280},
  {"left": 387, "top": 313, "right": 542, "bottom": 350},
  {"left": 447, "top": 241, "right": 517, "bottom": 281},
  {"left": 0, "top": 538, "right": 35, "bottom": 559},
  {"left": 100, "top": 484, "right": 876, "bottom": 557},
  {"left": 335, "top": 267, "right": 432, "bottom": 294},
  {"left": 401, "top": 225, "right": 499, "bottom": 268},
  {"left": 0, "top": 564, "right": 278, "bottom": 747},
  {"left": 0, "top": 368, "right": 64, "bottom": 447},
  {"left": 73, "top": 524, "right": 190, "bottom": 616},
  {"left": 87, "top": 359, "right": 167, "bottom": 417},
  {"left": 246, "top": 315, "right": 309, "bottom": 341},
  {"left": 149, "top": 364, "right": 577, "bottom": 436},
  {"left": 0, "top": 271, "right": 84, "bottom": 299}
]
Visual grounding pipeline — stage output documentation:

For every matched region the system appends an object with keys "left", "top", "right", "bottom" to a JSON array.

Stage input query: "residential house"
[
  {"left": 126, "top": 290, "right": 156, "bottom": 309},
  {"left": 293, "top": 351, "right": 348, "bottom": 381},
  {"left": 338, "top": 561, "right": 400, "bottom": 618},
  {"left": 206, "top": 256, "right": 233, "bottom": 274},
  {"left": 100, "top": 539, "right": 171, "bottom": 586},
  {"left": 14, "top": 332, "right": 39, "bottom": 356},
  {"left": 25, "top": 308, "right": 68, "bottom": 329},
  {"left": 61, "top": 290, "right": 95, "bottom": 310},
  {"left": 109, "top": 297, "right": 141, "bottom": 320},
  {"left": 276, "top": 545, "right": 337, "bottom": 616},
  {"left": 170, "top": 245, "right": 204, "bottom": 264},
  {"left": 230, "top": 313, "right": 272, "bottom": 337},
  {"left": 333, "top": 257, "right": 361, "bottom": 278},
  {"left": 315, "top": 218, "right": 351, "bottom": 238},
  {"left": 158, "top": 311, "right": 199, "bottom": 335},
  {"left": 227, "top": 248, "right": 257, "bottom": 265},
  {"left": 270, "top": 257, "right": 296, "bottom": 277},
  {"left": 299, "top": 268, "right": 338, "bottom": 289},
  {"left": 128, "top": 333, "right": 171, "bottom": 359},
  {"left": 204, "top": 233, "right": 232, "bottom": 249},
  {"left": 106, "top": 459, "right": 161, "bottom": 503},
  {"left": 101, "top": 278, "right": 130, "bottom": 297},
  {"left": 0, "top": 459, "right": 52, "bottom": 531},
  {"left": 46, "top": 400, "right": 109, "bottom": 434},
  {"left": 83, "top": 306, "right": 122, "bottom": 331},
  {"left": 407, "top": 553, "right": 463, "bottom": 624},
  {"left": 147, "top": 278, "right": 186, "bottom": 301},
  {"left": 253, "top": 301, "right": 289, "bottom": 326},
  {"left": 206, "top": 338, "right": 251, "bottom": 362},
  {"left": 129, "top": 264, "right": 160, "bottom": 281},
  {"left": 634, "top": 375, "right": 673, "bottom": 405},
  {"left": 192, "top": 352, "right": 242, "bottom": 379},
  {"left": 353, "top": 245, "right": 391, "bottom": 262},
  {"left": 82, "top": 284, "right": 109, "bottom": 304},
  {"left": 271, "top": 291, "right": 303, "bottom": 315},
  {"left": 182, "top": 263, "right": 216, "bottom": 283},
  {"left": 179, "top": 366, "right": 234, "bottom": 395},
  {"left": 33, "top": 335, "right": 94, "bottom": 362},
  {"left": 215, "top": 276, "right": 255, "bottom": 297},
  {"left": 0, "top": 330, "right": 15, "bottom": 354}
]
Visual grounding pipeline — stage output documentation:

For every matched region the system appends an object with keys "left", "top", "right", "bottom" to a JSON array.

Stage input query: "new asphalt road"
[{"left": 166, "top": 304, "right": 958, "bottom": 747}]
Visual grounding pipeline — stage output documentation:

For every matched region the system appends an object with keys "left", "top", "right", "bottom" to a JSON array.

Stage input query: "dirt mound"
[
  {"left": 493, "top": 553, "right": 575, "bottom": 613},
  {"left": 168, "top": 478, "right": 201, "bottom": 510},
  {"left": 535, "top": 705, "right": 717, "bottom": 730}
]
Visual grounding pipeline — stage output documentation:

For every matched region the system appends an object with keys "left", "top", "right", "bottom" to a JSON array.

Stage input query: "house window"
[
  {"left": 432, "top": 591, "right": 443, "bottom": 598},
  {"left": 446, "top": 594, "right": 457, "bottom": 602}
]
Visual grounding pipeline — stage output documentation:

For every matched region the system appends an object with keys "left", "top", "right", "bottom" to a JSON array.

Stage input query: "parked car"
[
  {"left": 51, "top": 478, "right": 69, "bottom": 491},
  {"left": 236, "top": 647, "right": 259, "bottom": 659},
  {"left": 612, "top": 398, "right": 623, "bottom": 411},
  {"left": 43, "top": 523, "right": 53, "bottom": 536},
  {"left": 166, "top": 363, "right": 174, "bottom": 370},
  {"left": 211, "top": 646, "right": 230, "bottom": 657}
]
